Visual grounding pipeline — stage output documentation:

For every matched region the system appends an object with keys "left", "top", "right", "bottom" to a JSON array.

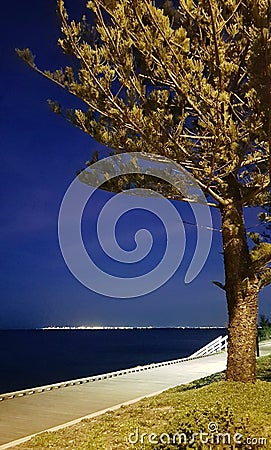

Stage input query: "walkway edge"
[
  {"left": 0, "top": 377, "right": 206, "bottom": 449},
  {"left": 0, "top": 354, "right": 209, "bottom": 401}
]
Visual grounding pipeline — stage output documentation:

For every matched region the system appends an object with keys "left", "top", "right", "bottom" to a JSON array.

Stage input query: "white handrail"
[
  {"left": 0, "top": 335, "right": 228, "bottom": 401},
  {"left": 190, "top": 335, "right": 228, "bottom": 358}
]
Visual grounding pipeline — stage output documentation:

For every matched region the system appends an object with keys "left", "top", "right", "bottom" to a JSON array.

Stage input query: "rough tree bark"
[
  {"left": 16, "top": 0, "right": 271, "bottom": 383},
  {"left": 221, "top": 183, "right": 259, "bottom": 382}
]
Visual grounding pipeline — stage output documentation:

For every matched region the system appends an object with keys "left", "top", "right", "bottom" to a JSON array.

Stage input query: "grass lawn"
[{"left": 14, "top": 355, "right": 271, "bottom": 450}]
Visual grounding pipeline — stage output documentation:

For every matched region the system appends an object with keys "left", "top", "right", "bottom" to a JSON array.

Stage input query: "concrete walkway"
[
  {"left": 0, "top": 340, "right": 270, "bottom": 448},
  {"left": 0, "top": 353, "right": 227, "bottom": 447},
  {"left": 258, "top": 339, "right": 271, "bottom": 356}
]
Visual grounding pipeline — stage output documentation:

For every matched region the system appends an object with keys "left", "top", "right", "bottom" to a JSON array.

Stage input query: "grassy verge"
[{"left": 14, "top": 355, "right": 271, "bottom": 450}]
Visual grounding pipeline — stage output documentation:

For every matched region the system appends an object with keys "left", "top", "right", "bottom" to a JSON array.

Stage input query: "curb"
[
  {"left": 0, "top": 372, "right": 221, "bottom": 450},
  {"left": 0, "top": 353, "right": 218, "bottom": 402}
]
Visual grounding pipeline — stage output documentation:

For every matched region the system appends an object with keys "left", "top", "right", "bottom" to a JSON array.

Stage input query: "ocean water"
[{"left": 0, "top": 328, "right": 227, "bottom": 394}]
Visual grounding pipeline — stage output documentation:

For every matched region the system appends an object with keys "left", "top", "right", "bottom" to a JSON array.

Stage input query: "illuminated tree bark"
[{"left": 17, "top": 0, "right": 271, "bottom": 382}]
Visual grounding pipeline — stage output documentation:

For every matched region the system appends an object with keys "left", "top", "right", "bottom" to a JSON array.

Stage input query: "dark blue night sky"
[{"left": 1, "top": 0, "right": 270, "bottom": 329}]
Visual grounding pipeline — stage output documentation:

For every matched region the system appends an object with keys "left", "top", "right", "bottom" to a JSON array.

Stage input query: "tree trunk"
[{"left": 221, "top": 198, "right": 259, "bottom": 383}]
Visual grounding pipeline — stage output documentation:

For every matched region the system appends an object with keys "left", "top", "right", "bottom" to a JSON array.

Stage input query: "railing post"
[
  {"left": 219, "top": 336, "right": 222, "bottom": 352},
  {"left": 190, "top": 335, "right": 228, "bottom": 358}
]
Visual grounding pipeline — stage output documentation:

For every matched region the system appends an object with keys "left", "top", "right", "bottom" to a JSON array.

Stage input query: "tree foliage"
[
  {"left": 258, "top": 313, "right": 271, "bottom": 340},
  {"left": 16, "top": 0, "right": 271, "bottom": 292}
]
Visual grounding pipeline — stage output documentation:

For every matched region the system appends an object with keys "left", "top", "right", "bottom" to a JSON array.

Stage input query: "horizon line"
[{"left": 0, "top": 326, "right": 228, "bottom": 330}]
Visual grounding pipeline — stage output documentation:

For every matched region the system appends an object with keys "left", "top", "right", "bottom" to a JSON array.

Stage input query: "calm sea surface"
[{"left": 0, "top": 328, "right": 227, "bottom": 393}]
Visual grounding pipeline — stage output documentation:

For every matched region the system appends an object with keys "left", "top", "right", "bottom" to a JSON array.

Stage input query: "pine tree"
[{"left": 17, "top": 0, "right": 271, "bottom": 382}]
